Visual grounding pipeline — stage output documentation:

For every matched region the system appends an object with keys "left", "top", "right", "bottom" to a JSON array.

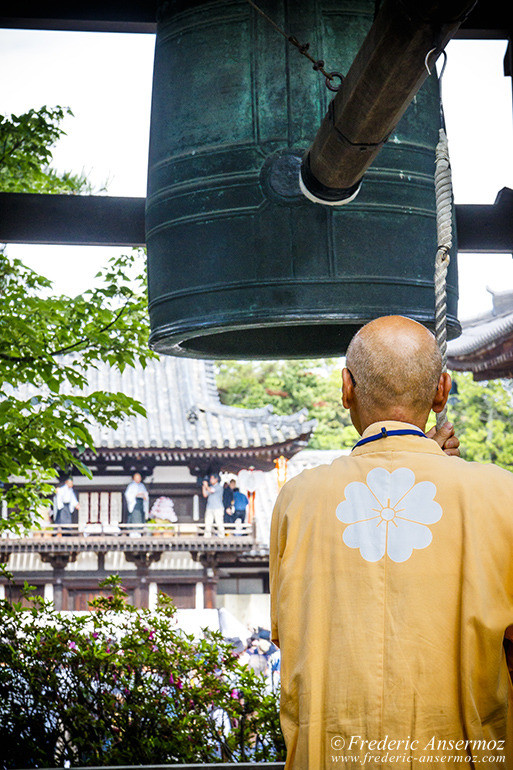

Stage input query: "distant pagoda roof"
[
  {"left": 70, "top": 356, "right": 315, "bottom": 472},
  {"left": 447, "top": 288, "right": 513, "bottom": 380}
]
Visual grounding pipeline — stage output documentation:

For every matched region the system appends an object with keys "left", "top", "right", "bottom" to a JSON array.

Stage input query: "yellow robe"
[{"left": 270, "top": 421, "right": 513, "bottom": 768}]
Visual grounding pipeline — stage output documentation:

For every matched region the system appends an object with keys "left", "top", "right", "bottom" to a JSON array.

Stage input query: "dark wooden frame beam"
[
  {"left": 0, "top": 1, "right": 158, "bottom": 33},
  {"left": 0, "top": 192, "right": 146, "bottom": 246},
  {"left": 0, "top": 0, "right": 509, "bottom": 37},
  {"left": 1, "top": 190, "right": 512, "bottom": 252},
  {"left": 456, "top": 187, "right": 513, "bottom": 253}
]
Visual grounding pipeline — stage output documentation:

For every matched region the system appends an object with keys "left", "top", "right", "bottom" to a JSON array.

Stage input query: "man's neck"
[{"left": 358, "top": 414, "right": 428, "bottom": 435}]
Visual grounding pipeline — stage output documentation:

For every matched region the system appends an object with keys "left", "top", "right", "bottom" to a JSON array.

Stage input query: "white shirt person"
[
  {"left": 54, "top": 478, "right": 79, "bottom": 534},
  {"left": 124, "top": 471, "right": 149, "bottom": 528}
]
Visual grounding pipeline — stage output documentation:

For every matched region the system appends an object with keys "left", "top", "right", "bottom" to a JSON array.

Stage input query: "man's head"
[
  {"left": 229, "top": 479, "right": 236, "bottom": 489},
  {"left": 65, "top": 478, "right": 74, "bottom": 488},
  {"left": 342, "top": 315, "right": 451, "bottom": 434},
  {"left": 132, "top": 472, "right": 142, "bottom": 484},
  {"left": 209, "top": 473, "right": 220, "bottom": 486}
]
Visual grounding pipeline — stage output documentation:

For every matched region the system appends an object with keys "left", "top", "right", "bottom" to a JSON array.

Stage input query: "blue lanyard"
[{"left": 353, "top": 427, "right": 426, "bottom": 450}]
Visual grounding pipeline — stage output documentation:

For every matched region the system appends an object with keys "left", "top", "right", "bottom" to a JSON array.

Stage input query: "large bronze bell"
[{"left": 146, "top": 0, "right": 460, "bottom": 358}]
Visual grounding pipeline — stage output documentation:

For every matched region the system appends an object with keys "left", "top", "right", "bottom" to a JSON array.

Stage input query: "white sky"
[{"left": 0, "top": 29, "right": 512, "bottom": 319}]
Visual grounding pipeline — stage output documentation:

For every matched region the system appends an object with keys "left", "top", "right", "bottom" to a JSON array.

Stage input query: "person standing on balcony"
[
  {"left": 54, "top": 477, "right": 79, "bottom": 536},
  {"left": 223, "top": 478, "right": 236, "bottom": 525},
  {"left": 232, "top": 486, "right": 249, "bottom": 534},
  {"left": 202, "top": 473, "right": 225, "bottom": 537},
  {"left": 124, "top": 471, "right": 149, "bottom": 531}
]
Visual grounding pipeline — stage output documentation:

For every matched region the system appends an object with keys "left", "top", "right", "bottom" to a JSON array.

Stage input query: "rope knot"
[{"left": 436, "top": 246, "right": 451, "bottom": 264}]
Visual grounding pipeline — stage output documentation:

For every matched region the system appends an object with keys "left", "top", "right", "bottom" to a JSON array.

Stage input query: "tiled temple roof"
[
  {"left": 9, "top": 356, "right": 315, "bottom": 470},
  {"left": 447, "top": 289, "right": 513, "bottom": 380},
  {"left": 84, "top": 356, "right": 315, "bottom": 453}
]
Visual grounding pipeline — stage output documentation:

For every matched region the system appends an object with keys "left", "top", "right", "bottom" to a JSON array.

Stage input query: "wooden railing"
[{"left": 7, "top": 521, "right": 255, "bottom": 539}]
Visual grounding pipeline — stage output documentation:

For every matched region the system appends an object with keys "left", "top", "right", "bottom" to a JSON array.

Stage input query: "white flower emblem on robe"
[{"left": 335, "top": 467, "right": 442, "bottom": 563}]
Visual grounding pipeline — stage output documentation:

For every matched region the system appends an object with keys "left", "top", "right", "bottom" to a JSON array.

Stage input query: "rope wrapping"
[{"left": 433, "top": 128, "right": 453, "bottom": 430}]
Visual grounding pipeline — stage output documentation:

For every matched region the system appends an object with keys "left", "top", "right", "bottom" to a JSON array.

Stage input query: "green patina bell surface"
[{"left": 146, "top": 0, "right": 460, "bottom": 358}]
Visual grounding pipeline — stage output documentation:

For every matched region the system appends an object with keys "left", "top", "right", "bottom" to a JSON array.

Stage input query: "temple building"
[
  {"left": 447, "top": 288, "right": 513, "bottom": 380},
  {"left": 0, "top": 356, "right": 315, "bottom": 625}
]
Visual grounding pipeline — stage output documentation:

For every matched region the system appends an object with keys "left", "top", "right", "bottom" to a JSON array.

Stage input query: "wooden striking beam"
[
  {"left": 301, "top": 0, "right": 479, "bottom": 203},
  {"left": 1, "top": 191, "right": 512, "bottom": 253}
]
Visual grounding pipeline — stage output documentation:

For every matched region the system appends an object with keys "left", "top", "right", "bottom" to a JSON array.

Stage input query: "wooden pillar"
[
  {"left": 53, "top": 573, "right": 64, "bottom": 611},
  {"left": 124, "top": 552, "right": 162, "bottom": 609},
  {"left": 200, "top": 554, "right": 219, "bottom": 610},
  {"left": 39, "top": 553, "right": 77, "bottom": 611}
]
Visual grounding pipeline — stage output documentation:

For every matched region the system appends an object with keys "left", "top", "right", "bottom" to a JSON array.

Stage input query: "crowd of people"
[
  {"left": 202, "top": 473, "right": 249, "bottom": 537},
  {"left": 52, "top": 471, "right": 249, "bottom": 537},
  {"left": 228, "top": 628, "right": 280, "bottom": 691}
]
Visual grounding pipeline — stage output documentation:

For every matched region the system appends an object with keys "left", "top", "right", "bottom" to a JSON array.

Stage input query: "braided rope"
[{"left": 433, "top": 128, "right": 453, "bottom": 430}]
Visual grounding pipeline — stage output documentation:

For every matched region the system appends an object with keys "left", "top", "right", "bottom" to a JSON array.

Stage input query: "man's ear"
[
  {"left": 341, "top": 368, "right": 355, "bottom": 410},
  {"left": 432, "top": 372, "right": 452, "bottom": 413}
]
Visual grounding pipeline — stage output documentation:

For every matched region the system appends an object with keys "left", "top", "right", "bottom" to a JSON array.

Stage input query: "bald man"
[{"left": 270, "top": 316, "right": 513, "bottom": 769}]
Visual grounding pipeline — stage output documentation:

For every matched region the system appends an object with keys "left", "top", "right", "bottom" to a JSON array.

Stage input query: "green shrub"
[{"left": 0, "top": 575, "right": 285, "bottom": 767}]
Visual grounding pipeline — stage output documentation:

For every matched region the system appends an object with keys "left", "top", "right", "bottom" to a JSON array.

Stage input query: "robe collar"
[{"left": 351, "top": 420, "right": 446, "bottom": 457}]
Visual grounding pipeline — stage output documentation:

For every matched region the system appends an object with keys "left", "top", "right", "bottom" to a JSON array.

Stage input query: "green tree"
[
  {"left": 217, "top": 363, "right": 513, "bottom": 461},
  {"left": 0, "top": 106, "right": 153, "bottom": 530},
  {"left": 0, "top": 249, "right": 153, "bottom": 530},
  {"left": 449, "top": 372, "right": 513, "bottom": 470},
  {"left": 216, "top": 359, "right": 358, "bottom": 450},
  {"left": 0, "top": 106, "right": 92, "bottom": 194},
  {"left": 0, "top": 576, "right": 285, "bottom": 766}
]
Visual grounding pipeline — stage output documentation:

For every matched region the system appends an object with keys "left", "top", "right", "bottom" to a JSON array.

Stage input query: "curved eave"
[
  {"left": 74, "top": 433, "right": 313, "bottom": 472},
  {"left": 447, "top": 313, "right": 513, "bottom": 359}
]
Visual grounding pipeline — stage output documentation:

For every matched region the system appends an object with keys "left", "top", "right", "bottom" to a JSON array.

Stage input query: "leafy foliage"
[
  {"left": 0, "top": 106, "right": 92, "bottom": 194},
  {"left": 0, "top": 249, "right": 153, "bottom": 531},
  {"left": 217, "top": 359, "right": 358, "bottom": 449},
  {"left": 0, "top": 576, "right": 284, "bottom": 767},
  {"left": 450, "top": 372, "right": 513, "bottom": 470},
  {"left": 217, "top": 363, "right": 513, "bottom": 463},
  {"left": 0, "top": 104, "right": 153, "bottom": 530}
]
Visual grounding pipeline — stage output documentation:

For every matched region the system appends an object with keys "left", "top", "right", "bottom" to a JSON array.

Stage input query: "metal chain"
[{"left": 245, "top": 0, "right": 343, "bottom": 91}]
